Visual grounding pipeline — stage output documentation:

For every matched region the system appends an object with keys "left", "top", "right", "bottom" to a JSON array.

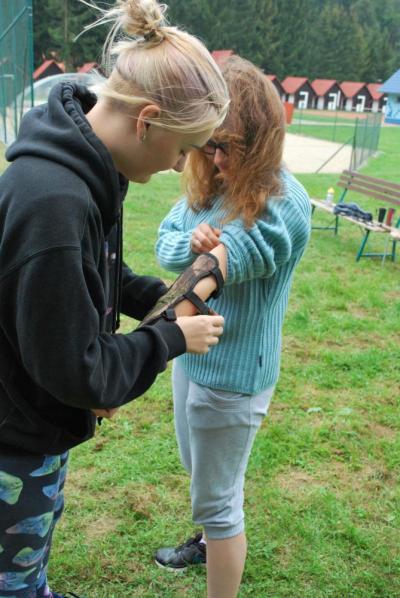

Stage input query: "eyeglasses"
[{"left": 200, "top": 140, "right": 229, "bottom": 157}]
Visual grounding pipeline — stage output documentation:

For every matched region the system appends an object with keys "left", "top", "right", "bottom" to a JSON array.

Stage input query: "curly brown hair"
[{"left": 184, "top": 55, "right": 285, "bottom": 227}]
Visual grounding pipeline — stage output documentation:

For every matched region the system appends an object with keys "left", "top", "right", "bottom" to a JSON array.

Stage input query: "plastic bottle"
[{"left": 325, "top": 187, "right": 335, "bottom": 205}]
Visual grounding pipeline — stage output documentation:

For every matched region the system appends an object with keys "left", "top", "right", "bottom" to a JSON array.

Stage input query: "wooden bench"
[{"left": 310, "top": 170, "right": 400, "bottom": 262}]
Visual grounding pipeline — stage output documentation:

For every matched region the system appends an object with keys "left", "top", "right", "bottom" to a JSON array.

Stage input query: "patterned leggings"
[{"left": 0, "top": 450, "right": 68, "bottom": 598}]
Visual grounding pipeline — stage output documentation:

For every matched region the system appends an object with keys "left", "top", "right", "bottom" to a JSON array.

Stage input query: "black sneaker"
[{"left": 155, "top": 532, "right": 207, "bottom": 571}]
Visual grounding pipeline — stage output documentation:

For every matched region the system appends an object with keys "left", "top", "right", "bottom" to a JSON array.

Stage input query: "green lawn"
[
  {"left": 288, "top": 108, "right": 382, "bottom": 146},
  {"left": 293, "top": 109, "right": 363, "bottom": 126},
  {"left": 1, "top": 128, "right": 399, "bottom": 597},
  {"left": 288, "top": 123, "right": 356, "bottom": 145}
]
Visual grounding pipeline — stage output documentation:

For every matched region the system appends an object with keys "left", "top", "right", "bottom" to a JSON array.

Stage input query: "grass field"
[
  {"left": 288, "top": 123, "right": 356, "bottom": 145},
  {"left": 288, "top": 108, "right": 382, "bottom": 147},
  {"left": 1, "top": 127, "right": 399, "bottom": 597}
]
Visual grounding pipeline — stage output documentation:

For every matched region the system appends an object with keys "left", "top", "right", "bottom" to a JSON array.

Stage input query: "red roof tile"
[
  {"left": 281, "top": 76, "right": 309, "bottom": 94},
  {"left": 33, "top": 59, "right": 65, "bottom": 80},
  {"left": 367, "top": 83, "right": 384, "bottom": 101},
  {"left": 78, "top": 62, "right": 99, "bottom": 74},
  {"left": 339, "top": 81, "right": 366, "bottom": 98},
  {"left": 311, "top": 79, "right": 338, "bottom": 96},
  {"left": 211, "top": 50, "right": 234, "bottom": 66}
]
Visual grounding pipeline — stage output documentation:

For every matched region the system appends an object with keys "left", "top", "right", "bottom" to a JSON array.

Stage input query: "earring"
[{"left": 141, "top": 134, "right": 146, "bottom": 143}]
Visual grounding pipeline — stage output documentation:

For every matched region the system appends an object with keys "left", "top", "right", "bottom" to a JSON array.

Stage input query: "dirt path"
[{"left": 284, "top": 133, "right": 352, "bottom": 173}]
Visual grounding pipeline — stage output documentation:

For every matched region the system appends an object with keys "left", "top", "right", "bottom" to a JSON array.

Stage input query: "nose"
[{"left": 213, "top": 148, "right": 228, "bottom": 170}]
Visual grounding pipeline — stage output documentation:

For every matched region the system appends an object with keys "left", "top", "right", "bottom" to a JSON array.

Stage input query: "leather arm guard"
[{"left": 138, "top": 253, "right": 224, "bottom": 328}]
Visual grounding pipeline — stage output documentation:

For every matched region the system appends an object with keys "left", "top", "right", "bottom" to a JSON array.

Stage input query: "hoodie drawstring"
[{"left": 112, "top": 209, "right": 123, "bottom": 333}]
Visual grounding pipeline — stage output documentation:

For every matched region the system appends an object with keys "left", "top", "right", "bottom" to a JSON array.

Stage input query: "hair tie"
[{"left": 144, "top": 29, "right": 158, "bottom": 42}]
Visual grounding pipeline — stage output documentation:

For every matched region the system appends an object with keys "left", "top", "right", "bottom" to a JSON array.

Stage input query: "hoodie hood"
[{"left": 6, "top": 82, "right": 127, "bottom": 233}]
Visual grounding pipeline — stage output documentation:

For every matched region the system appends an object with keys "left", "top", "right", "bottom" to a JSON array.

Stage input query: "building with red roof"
[
  {"left": 77, "top": 62, "right": 100, "bottom": 74},
  {"left": 311, "top": 79, "right": 342, "bottom": 110},
  {"left": 211, "top": 50, "right": 234, "bottom": 67},
  {"left": 281, "top": 76, "right": 315, "bottom": 109},
  {"left": 266, "top": 75, "right": 284, "bottom": 99},
  {"left": 367, "top": 83, "right": 386, "bottom": 113},
  {"left": 33, "top": 59, "right": 65, "bottom": 81},
  {"left": 339, "top": 81, "right": 372, "bottom": 112}
]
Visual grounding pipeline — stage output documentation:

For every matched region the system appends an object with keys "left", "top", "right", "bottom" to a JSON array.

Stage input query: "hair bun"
[{"left": 119, "top": 0, "right": 167, "bottom": 43}]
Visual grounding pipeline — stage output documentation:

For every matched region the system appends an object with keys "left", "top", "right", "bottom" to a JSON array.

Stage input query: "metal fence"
[
  {"left": 289, "top": 107, "right": 382, "bottom": 172},
  {"left": 0, "top": 0, "right": 34, "bottom": 145},
  {"left": 350, "top": 112, "right": 382, "bottom": 171}
]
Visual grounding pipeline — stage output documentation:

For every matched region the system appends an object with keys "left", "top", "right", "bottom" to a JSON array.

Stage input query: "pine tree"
[
  {"left": 32, "top": 0, "right": 400, "bottom": 81},
  {"left": 33, "top": 0, "right": 105, "bottom": 70}
]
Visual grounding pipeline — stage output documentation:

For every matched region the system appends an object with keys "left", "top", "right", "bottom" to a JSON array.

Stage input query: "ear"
[{"left": 136, "top": 104, "right": 161, "bottom": 142}]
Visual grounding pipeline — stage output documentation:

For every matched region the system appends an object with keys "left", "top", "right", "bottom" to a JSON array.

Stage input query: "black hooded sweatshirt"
[{"left": 0, "top": 83, "right": 186, "bottom": 455}]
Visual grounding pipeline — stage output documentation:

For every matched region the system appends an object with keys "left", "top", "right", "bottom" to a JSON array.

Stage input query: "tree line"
[{"left": 33, "top": 0, "right": 400, "bottom": 82}]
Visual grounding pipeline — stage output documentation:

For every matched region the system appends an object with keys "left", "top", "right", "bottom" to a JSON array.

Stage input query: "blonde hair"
[
  {"left": 185, "top": 56, "right": 285, "bottom": 227},
  {"left": 80, "top": 0, "right": 229, "bottom": 133}
]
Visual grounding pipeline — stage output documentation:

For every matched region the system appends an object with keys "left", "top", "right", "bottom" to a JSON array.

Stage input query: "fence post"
[
  {"left": 333, "top": 108, "right": 338, "bottom": 142},
  {"left": 351, "top": 118, "right": 358, "bottom": 170},
  {"left": 0, "top": 1, "right": 34, "bottom": 144},
  {"left": 28, "top": 0, "right": 34, "bottom": 107}
]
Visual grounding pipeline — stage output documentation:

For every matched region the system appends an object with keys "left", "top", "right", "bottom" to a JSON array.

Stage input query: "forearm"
[{"left": 174, "top": 244, "right": 227, "bottom": 316}]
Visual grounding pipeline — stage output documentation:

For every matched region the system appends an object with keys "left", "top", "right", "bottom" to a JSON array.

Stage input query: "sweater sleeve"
[
  {"left": 220, "top": 184, "right": 311, "bottom": 285},
  {"left": 156, "top": 198, "right": 196, "bottom": 273}
]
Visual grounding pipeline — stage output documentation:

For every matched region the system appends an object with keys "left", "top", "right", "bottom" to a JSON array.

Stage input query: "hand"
[
  {"left": 191, "top": 223, "right": 221, "bottom": 254},
  {"left": 176, "top": 315, "right": 224, "bottom": 354},
  {"left": 92, "top": 408, "right": 119, "bottom": 419}
]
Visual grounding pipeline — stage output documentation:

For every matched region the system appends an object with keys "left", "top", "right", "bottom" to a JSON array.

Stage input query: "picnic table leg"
[
  {"left": 334, "top": 215, "right": 339, "bottom": 235},
  {"left": 391, "top": 239, "right": 397, "bottom": 262},
  {"left": 356, "top": 230, "right": 370, "bottom": 262}
]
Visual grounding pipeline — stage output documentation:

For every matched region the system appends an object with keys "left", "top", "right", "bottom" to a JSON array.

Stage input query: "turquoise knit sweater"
[{"left": 156, "top": 170, "right": 311, "bottom": 394}]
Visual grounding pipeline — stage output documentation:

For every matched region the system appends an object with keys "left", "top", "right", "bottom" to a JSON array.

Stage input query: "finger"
[
  {"left": 207, "top": 237, "right": 220, "bottom": 248},
  {"left": 196, "top": 233, "right": 214, "bottom": 250},
  {"left": 107, "top": 408, "right": 119, "bottom": 417},
  {"left": 207, "top": 230, "right": 221, "bottom": 243},
  {"left": 201, "top": 237, "right": 214, "bottom": 251},
  {"left": 210, "top": 315, "right": 225, "bottom": 326},
  {"left": 192, "top": 238, "right": 202, "bottom": 249},
  {"left": 200, "top": 228, "right": 220, "bottom": 246},
  {"left": 212, "top": 326, "right": 224, "bottom": 336},
  {"left": 94, "top": 412, "right": 107, "bottom": 419}
]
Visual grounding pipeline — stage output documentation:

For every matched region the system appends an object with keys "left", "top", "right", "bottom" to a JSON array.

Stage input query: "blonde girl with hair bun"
[
  {"left": 84, "top": 0, "right": 229, "bottom": 132},
  {"left": 0, "top": 1, "right": 229, "bottom": 596}
]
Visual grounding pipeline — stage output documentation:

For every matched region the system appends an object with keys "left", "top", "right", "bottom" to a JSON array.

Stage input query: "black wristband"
[{"left": 205, "top": 253, "right": 224, "bottom": 299}]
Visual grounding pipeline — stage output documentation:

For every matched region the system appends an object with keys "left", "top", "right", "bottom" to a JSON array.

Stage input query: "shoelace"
[{"left": 176, "top": 532, "right": 203, "bottom": 551}]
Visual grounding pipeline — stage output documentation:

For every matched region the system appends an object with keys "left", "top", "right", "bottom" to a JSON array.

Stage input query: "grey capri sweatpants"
[{"left": 172, "top": 360, "right": 274, "bottom": 540}]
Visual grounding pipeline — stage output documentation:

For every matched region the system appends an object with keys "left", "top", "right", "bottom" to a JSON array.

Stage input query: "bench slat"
[
  {"left": 338, "top": 176, "right": 400, "bottom": 202},
  {"left": 336, "top": 181, "right": 400, "bottom": 206},
  {"left": 342, "top": 170, "right": 400, "bottom": 193},
  {"left": 338, "top": 178, "right": 400, "bottom": 200}
]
